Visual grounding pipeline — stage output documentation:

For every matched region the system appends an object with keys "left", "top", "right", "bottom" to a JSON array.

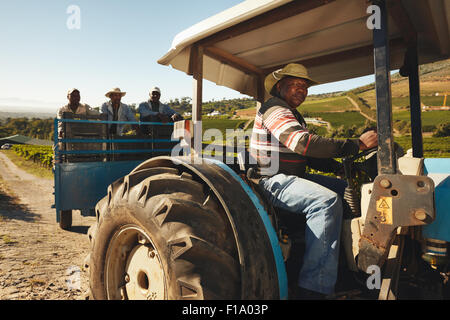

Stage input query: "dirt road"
[{"left": 0, "top": 151, "right": 96, "bottom": 300}]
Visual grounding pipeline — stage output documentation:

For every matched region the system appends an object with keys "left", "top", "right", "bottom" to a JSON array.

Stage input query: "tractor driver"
[{"left": 249, "top": 63, "right": 378, "bottom": 299}]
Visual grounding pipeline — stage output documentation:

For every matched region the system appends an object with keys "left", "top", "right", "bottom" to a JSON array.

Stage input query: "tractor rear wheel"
[{"left": 89, "top": 167, "right": 240, "bottom": 300}]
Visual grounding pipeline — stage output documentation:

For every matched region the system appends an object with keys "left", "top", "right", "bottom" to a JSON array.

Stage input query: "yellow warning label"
[
  {"left": 376, "top": 196, "right": 393, "bottom": 224},
  {"left": 378, "top": 199, "right": 390, "bottom": 209}
]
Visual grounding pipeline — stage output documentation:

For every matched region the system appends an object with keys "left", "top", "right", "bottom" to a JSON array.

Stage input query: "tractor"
[{"left": 54, "top": 0, "right": 450, "bottom": 300}]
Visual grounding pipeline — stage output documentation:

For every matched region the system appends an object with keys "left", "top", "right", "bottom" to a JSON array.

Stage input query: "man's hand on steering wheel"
[{"left": 358, "top": 129, "right": 378, "bottom": 151}]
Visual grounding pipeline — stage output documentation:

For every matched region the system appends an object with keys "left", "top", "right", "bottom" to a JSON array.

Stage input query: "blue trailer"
[{"left": 53, "top": 116, "right": 179, "bottom": 229}]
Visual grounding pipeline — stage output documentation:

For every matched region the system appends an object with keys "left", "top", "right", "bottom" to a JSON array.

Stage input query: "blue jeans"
[{"left": 259, "top": 173, "right": 347, "bottom": 295}]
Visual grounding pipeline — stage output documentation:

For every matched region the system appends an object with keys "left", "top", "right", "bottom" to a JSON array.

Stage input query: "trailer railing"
[{"left": 53, "top": 117, "right": 180, "bottom": 162}]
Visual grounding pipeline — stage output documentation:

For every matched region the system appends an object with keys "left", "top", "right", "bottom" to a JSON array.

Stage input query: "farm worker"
[
  {"left": 101, "top": 88, "right": 139, "bottom": 136},
  {"left": 250, "top": 63, "right": 378, "bottom": 299},
  {"left": 57, "top": 88, "right": 99, "bottom": 138},
  {"left": 138, "top": 87, "right": 183, "bottom": 135}
]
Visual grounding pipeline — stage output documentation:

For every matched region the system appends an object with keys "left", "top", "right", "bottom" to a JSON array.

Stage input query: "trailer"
[{"left": 53, "top": 113, "right": 178, "bottom": 230}]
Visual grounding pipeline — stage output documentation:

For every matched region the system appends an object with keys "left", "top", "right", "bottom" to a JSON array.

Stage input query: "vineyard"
[{"left": 11, "top": 145, "right": 53, "bottom": 168}]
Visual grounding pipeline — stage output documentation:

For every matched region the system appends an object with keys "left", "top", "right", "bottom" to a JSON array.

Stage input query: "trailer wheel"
[
  {"left": 89, "top": 168, "right": 240, "bottom": 300},
  {"left": 59, "top": 210, "right": 72, "bottom": 230}
]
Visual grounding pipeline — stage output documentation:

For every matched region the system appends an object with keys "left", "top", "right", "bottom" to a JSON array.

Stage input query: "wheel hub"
[
  {"left": 105, "top": 225, "right": 167, "bottom": 300},
  {"left": 124, "top": 244, "right": 165, "bottom": 300}
]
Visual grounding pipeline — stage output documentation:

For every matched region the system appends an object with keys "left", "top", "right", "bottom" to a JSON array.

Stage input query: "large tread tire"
[{"left": 89, "top": 167, "right": 240, "bottom": 300}]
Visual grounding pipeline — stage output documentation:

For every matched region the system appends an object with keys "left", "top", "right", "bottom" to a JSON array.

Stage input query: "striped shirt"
[{"left": 250, "top": 97, "right": 359, "bottom": 177}]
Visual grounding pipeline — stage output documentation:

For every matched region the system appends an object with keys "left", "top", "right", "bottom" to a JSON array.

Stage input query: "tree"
[{"left": 433, "top": 122, "right": 450, "bottom": 137}]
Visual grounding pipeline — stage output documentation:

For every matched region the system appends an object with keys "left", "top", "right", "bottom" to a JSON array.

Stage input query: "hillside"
[
  {"left": 234, "top": 58, "right": 450, "bottom": 134},
  {"left": 356, "top": 59, "right": 450, "bottom": 110},
  {"left": 0, "top": 111, "right": 54, "bottom": 121}
]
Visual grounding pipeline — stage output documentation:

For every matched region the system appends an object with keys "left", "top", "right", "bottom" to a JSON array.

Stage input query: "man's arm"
[
  {"left": 85, "top": 104, "right": 100, "bottom": 116},
  {"left": 56, "top": 107, "right": 64, "bottom": 138},
  {"left": 100, "top": 103, "right": 109, "bottom": 115},
  {"left": 162, "top": 104, "right": 183, "bottom": 121},
  {"left": 138, "top": 102, "right": 158, "bottom": 118},
  {"left": 263, "top": 106, "right": 360, "bottom": 159},
  {"left": 125, "top": 105, "right": 137, "bottom": 122},
  {"left": 306, "top": 157, "right": 343, "bottom": 174}
]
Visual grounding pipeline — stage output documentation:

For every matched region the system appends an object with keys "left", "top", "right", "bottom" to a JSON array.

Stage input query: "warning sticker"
[{"left": 376, "top": 196, "right": 393, "bottom": 225}]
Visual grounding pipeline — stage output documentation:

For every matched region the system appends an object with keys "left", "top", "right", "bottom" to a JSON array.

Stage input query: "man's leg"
[
  {"left": 259, "top": 173, "right": 343, "bottom": 295},
  {"left": 303, "top": 173, "right": 347, "bottom": 199}
]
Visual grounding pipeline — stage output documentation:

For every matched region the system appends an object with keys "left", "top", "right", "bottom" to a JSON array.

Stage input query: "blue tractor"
[{"left": 55, "top": 0, "right": 450, "bottom": 299}]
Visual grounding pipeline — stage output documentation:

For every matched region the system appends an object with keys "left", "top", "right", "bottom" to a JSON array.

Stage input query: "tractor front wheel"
[{"left": 89, "top": 168, "right": 240, "bottom": 300}]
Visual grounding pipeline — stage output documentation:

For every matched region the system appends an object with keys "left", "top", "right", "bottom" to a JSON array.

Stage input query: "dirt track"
[{"left": 0, "top": 151, "right": 96, "bottom": 300}]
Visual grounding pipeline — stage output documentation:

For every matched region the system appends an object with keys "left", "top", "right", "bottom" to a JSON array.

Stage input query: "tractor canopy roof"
[{"left": 158, "top": 0, "right": 450, "bottom": 100}]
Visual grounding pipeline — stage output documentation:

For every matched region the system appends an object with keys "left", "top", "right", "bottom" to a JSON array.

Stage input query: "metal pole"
[
  {"left": 373, "top": 0, "right": 397, "bottom": 174},
  {"left": 407, "top": 45, "right": 424, "bottom": 158},
  {"left": 192, "top": 45, "right": 203, "bottom": 162}
]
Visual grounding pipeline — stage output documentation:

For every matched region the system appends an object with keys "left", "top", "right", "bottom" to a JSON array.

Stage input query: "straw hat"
[
  {"left": 264, "top": 63, "right": 319, "bottom": 94},
  {"left": 105, "top": 87, "right": 126, "bottom": 98}
]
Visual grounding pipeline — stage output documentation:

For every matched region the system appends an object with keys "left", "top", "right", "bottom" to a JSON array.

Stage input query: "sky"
[{"left": 0, "top": 0, "right": 376, "bottom": 113}]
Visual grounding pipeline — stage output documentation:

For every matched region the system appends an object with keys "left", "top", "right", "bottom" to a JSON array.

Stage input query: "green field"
[
  {"left": 394, "top": 136, "right": 450, "bottom": 158},
  {"left": 358, "top": 94, "right": 449, "bottom": 110},
  {"left": 202, "top": 119, "right": 246, "bottom": 135},
  {"left": 393, "top": 110, "right": 450, "bottom": 127},
  {"left": 391, "top": 96, "right": 448, "bottom": 108},
  {"left": 307, "top": 111, "right": 370, "bottom": 129},
  {"left": 300, "top": 96, "right": 355, "bottom": 113}
]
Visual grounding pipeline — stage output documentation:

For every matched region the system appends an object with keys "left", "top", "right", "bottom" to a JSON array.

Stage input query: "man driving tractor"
[{"left": 250, "top": 63, "right": 378, "bottom": 299}]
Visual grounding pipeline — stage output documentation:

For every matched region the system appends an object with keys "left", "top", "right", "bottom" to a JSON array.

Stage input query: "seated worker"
[
  {"left": 250, "top": 63, "right": 378, "bottom": 299},
  {"left": 101, "top": 87, "right": 138, "bottom": 136},
  {"left": 138, "top": 87, "right": 183, "bottom": 134},
  {"left": 57, "top": 88, "right": 99, "bottom": 138}
]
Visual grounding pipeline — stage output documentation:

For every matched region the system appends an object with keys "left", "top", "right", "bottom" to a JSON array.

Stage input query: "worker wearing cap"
[
  {"left": 138, "top": 87, "right": 183, "bottom": 123},
  {"left": 101, "top": 88, "right": 138, "bottom": 136},
  {"left": 57, "top": 88, "right": 99, "bottom": 138},
  {"left": 250, "top": 63, "right": 377, "bottom": 299}
]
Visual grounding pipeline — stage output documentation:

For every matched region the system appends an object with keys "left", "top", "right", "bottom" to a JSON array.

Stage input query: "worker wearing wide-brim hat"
[
  {"left": 264, "top": 63, "right": 320, "bottom": 96},
  {"left": 250, "top": 63, "right": 378, "bottom": 299},
  {"left": 101, "top": 87, "right": 138, "bottom": 136}
]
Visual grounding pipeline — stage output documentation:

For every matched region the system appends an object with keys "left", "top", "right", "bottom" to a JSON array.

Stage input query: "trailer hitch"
[{"left": 358, "top": 174, "right": 435, "bottom": 273}]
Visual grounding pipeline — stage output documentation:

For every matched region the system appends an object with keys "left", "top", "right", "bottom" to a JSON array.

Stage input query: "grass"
[
  {"left": 357, "top": 93, "right": 450, "bottom": 110},
  {"left": 307, "top": 111, "right": 369, "bottom": 129},
  {"left": 300, "top": 96, "right": 356, "bottom": 113},
  {"left": 0, "top": 150, "right": 53, "bottom": 179},
  {"left": 1, "top": 234, "right": 17, "bottom": 245},
  {"left": 393, "top": 110, "right": 450, "bottom": 127},
  {"left": 202, "top": 119, "right": 246, "bottom": 135},
  {"left": 395, "top": 136, "right": 450, "bottom": 158}
]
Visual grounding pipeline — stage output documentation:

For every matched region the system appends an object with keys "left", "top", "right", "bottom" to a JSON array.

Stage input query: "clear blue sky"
[{"left": 0, "top": 0, "right": 375, "bottom": 112}]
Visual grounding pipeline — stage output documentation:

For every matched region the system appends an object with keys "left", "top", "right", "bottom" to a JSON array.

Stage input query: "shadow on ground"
[
  {"left": 0, "top": 188, "right": 40, "bottom": 222},
  {"left": 67, "top": 225, "right": 90, "bottom": 235}
]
